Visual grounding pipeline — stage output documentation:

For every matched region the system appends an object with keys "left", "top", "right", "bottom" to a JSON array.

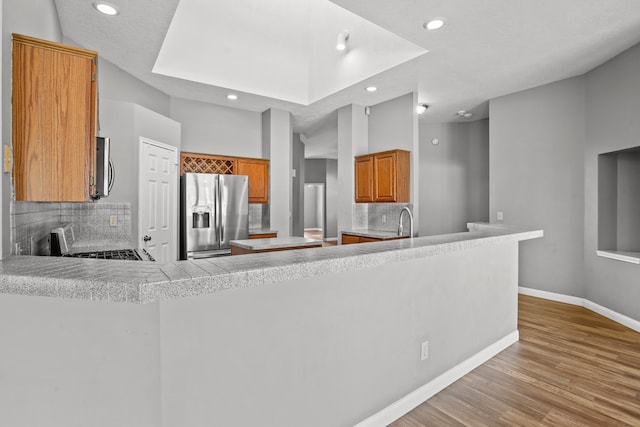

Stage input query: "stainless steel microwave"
[{"left": 92, "top": 136, "right": 114, "bottom": 200}]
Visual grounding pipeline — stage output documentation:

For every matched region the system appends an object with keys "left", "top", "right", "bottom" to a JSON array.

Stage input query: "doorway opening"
[{"left": 304, "top": 183, "right": 324, "bottom": 241}]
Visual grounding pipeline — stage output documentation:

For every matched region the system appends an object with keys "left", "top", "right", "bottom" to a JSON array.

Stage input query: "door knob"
[{"left": 143, "top": 235, "right": 152, "bottom": 242}]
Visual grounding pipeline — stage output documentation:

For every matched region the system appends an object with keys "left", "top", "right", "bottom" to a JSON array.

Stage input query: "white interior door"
[{"left": 138, "top": 137, "right": 178, "bottom": 263}]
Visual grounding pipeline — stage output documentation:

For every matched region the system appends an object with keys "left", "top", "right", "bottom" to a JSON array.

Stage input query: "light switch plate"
[
  {"left": 3, "top": 145, "right": 12, "bottom": 173},
  {"left": 109, "top": 215, "right": 118, "bottom": 226}
]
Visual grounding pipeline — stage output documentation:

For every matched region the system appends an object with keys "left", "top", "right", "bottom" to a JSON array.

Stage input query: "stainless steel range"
[{"left": 50, "top": 224, "right": 154, "bottom": 261}]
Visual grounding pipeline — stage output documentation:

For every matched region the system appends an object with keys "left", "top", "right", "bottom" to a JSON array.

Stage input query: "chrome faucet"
[{"left": 398, "top": 207, "right": 414, "bottom": 238}]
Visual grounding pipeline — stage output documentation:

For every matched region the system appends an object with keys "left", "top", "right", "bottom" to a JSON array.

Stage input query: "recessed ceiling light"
[
  {"left": 424, "top": 19, "right": 445, "bottom": 31},
  {"left": 365, "top": 86, "right": 377, "bottom": 92},
  {"left": 227, "top": 94, "right": 238, "bottom": 101},
  {"left": 93, "top": 1, "right": 119, "bottom": 16}
]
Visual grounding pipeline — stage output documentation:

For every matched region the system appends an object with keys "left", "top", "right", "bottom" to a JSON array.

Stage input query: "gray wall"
[
  {"left": 2, "top": 0, "right": 63, "bottom": 257},
  {"left": 158, "top": 240, "right": 518, "bottom": 427},
  {"left": 369, "top": 93, "right": 415, "bottom": 153},
  {"left": 419, "top": 119, "right": 489, "bottom": 236},
  {"left": 97, "top": 54, "right": 170, "bottom": 118},
  {"left": 170, "top": 97, "right": 262, "bottom": 158},
  {"left": 585, "top": 42, "right": 640, "bottom": 320},
  {"left": 490, "top": 76, "right": 586, "bottom": 298}
]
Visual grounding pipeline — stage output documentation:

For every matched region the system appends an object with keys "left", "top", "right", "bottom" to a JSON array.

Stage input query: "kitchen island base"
[{"left": 0, "top": 229, "right": 534, "bottom": 427}]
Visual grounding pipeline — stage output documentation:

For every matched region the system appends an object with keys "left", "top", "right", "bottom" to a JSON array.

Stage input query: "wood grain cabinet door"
[
  {"left": 237, "top": 158, "right": 269, "bottom": 204},
  {"left": 373, "top": 151, "right": 397, "bottom": 202},
  {"left": 354, "top": 155, "right": 374, "bottom": 202},
  {"left": 12, "top": 34, "right": 97, "bottom": 202}
]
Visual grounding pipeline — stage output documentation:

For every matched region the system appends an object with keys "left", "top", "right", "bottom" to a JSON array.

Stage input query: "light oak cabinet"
[
  {"left": 12, "top": 34, "right": 98, "bottom": 201},
  {"left": 236, "top": 158, "right": 269, "bottom": 204},
  {"left": 354, "top": 149, "right": 410, "bottom": 203},
  {"left": 341, "top": 233, "right": 406, "bottom": 245},
  {"left": 180, "top": 152, "right": 270, "bottom": 204},
  {"left": 249, "top": 232, "right": 277, "bottom": 239},
  {"left": 354, "top": 155, "right": 374, "bottom": 202}
]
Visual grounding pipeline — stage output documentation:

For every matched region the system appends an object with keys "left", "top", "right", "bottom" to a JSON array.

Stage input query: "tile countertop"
[
  {"left": 341, "top": 229, "right": 409, "bottom": 239},
  {"left": 230, "top": 237, "right": 322, "bottom": 251},
  {"left": 0, "top": 223, "right": 543, "bottom": 305}
]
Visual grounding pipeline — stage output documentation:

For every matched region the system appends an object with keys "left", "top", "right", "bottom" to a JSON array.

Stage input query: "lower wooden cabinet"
[
  {"left": 249, "top": 232, "right": 277, "bottom": 239},
  {"left": 341, "top": 233, "right": 406, "bottom": 245}
]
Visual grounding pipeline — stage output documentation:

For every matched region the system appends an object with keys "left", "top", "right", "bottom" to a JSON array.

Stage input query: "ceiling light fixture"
[
  {"left": 227, "top": 94, "right": 238, "bottom": 100},
  {"left": 365, "top": 86, "right": 377, "bottom": 92},
  {"left": 336, "top": 31, "right": 350, "bottom": 51},
  {"left": 457, "top": 110, "right": 472, "bottom": 118},
  {"left": 424, "top": 18, "right": 445, "bottom": 31},
  {"left": 93, "top": 1, "right": 119, "bottom": 16},
  {"left": 416, "top": 104, "right": 429, "bottom": 115}
]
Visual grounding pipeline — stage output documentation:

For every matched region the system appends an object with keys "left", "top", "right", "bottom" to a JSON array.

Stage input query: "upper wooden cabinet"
[
  {"left": 236, "top": 158, "right": 269, "bottom": 204},
  {"left": 355, "top": 155, "right": 374, "bottom": 202},
  {"left": 180, "top": 152, "right": 270, "bottom": 204},
  {"left": 354, "top": 149, "right": 410, "bottom": 203},
  {"left": 12, "top": 34, "right": 98, "bottom": 202}
]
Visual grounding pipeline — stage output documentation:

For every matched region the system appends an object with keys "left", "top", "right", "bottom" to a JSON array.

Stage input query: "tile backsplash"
[
  {"left": 249, "top": 203, "right": 270, "bottom": 230},
  {"left": 352, "top": 203, "right": 412, "bottom": 232},
  {"left": 11, "top": 201, "right": 132, "bottom": 255}
]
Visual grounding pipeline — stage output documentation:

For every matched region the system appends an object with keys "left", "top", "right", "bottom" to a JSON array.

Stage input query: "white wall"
[
  {"left": 170, "top": 97, "right": 262, "bottom": 158},
  {"left": 584, "top": 42, "right": 640, "bottom": 321},
  {"left": 419, "top": 120, "right": 489, "bottom": 236},
  {"left": 490, "top": 76, "right": 586, "bottom": 298}
]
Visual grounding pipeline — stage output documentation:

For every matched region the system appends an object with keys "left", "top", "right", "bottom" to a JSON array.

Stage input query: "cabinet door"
[
  {"left": 237, "top": 158, "right": 269, "bottom": 203},
  {"left": 341, "top": 234, "right": 361, "bottom": 245},
  {"left": 12, "top": 34, "right": 97, "bottom": 202},
  {"left": 355, "top": 156, "right": 374, "bottom": 202},
  {"left": 373, "top": 151, "right": 397, "bottom": 202}
]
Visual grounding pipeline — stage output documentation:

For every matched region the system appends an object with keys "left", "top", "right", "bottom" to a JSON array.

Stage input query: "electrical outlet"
[
  {"left": 382, "top": 214, "right": 387, "bottom": 223},
  {"left": 497, "top": 211, "right": 504, "bottom": 221},
  {"left": 109, "top": 215, "right": 118, "bottom": 227},
  {"left": 421, "top": 340, "right": 429, "bottom": 361}
]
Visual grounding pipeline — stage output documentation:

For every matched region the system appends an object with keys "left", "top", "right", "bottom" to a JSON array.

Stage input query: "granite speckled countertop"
[
  {"left": 0, "top": 223, "right": 542, "bottom": 304},
  {"left": 341, "top": 229, "right": 410, "bottom": 239},
  {"left": 230, "top": 236, "right": 322, "bottom": 250}
]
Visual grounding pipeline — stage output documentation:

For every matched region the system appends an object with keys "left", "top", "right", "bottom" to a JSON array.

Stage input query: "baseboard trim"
[
  {"left": 354, "top": 330, "right": 519, "bottom": 427},
  {"left": 518, "top": 286, "right": 640, "bottom": 333}
]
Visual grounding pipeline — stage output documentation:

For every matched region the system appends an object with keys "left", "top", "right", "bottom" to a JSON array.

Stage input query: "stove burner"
[{"left": 63, "top": 248, "right": 154, "bottom": 261}]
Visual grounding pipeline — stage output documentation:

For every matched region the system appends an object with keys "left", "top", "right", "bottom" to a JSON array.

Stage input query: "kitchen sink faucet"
[{"left": 398, "top": 207, "right": 414, "bottom": 238}]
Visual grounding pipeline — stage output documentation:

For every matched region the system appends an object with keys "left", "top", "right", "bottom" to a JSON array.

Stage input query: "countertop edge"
[{"left": 0, "top": 223, "right": 543, "bottom": 304}]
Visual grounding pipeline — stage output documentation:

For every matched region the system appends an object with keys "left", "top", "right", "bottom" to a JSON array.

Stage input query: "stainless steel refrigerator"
[{"left": 180, "top": 173, "right": 249, "bottom": 259}]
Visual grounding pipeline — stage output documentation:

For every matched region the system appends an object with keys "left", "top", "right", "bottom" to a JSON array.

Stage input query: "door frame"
[{"left": 138, "top": 137, "right": 179, "bottom": 262}]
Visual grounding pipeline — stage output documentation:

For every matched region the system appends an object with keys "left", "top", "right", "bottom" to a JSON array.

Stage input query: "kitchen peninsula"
[{"left": 0, "top": 223, "right": 541, "bottom": 427}]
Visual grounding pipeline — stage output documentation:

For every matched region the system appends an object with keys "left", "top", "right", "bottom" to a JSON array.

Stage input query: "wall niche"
[{"left": 597, "top": 146, "right": 640, "bottom": 263}]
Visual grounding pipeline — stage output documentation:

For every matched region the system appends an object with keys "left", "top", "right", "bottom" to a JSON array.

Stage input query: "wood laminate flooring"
[{"left": 390, "top": 294, "right": 640, "bottom": 426}]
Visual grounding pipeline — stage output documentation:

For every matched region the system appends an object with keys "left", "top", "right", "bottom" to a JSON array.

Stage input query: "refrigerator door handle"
[{"left": 217, "top": 176, "right": 223, "bottom": 247}]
